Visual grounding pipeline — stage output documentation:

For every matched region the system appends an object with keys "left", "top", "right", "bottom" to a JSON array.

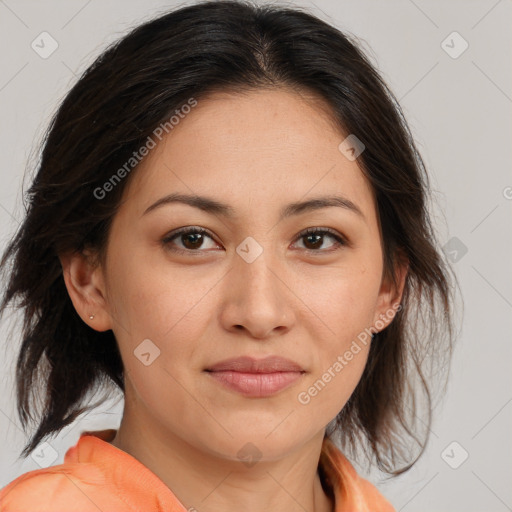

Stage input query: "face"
[{"left": 83, "top": 88, "right": 403, "bottom": 462}]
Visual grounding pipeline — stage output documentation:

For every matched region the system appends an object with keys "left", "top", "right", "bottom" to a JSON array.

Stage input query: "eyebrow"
[{"left": 142, "top": 192, "right": 365, "bottom": 221}]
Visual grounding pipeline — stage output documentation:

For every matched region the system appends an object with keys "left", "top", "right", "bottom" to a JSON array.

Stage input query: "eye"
[
  {"left": 162, "top": 226, "right": 347, "bottom": 255},
  {"left": 162, "top": 226, "right": 221, "bottom": 255},
  {"left": 292, "top": 227, "right": 346, "bottom": 253}
]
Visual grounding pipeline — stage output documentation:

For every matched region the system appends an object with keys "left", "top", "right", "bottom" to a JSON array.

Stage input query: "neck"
[{"left": 110, "top": 411, "right": 334, "bottom": 512}]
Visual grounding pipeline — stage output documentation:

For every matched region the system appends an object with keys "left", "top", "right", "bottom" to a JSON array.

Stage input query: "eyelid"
[
  {"left": 161, "top": 226, "right": 221, "bottom": 254},
  {"left": 297, "top": 227, "right": 347, "bottom": 245},
  {"left": 162, "top": 225, "right": 348, "bottom": 254},
  {"left": 292, "top": 227, "right": 347, "bottom": 253}
]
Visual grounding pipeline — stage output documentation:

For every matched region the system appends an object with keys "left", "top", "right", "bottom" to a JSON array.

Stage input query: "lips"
[
  {"left": 205, "top": 356, "right": 305, "bottom": 397},
  {"left": 205, "top": 355, "right": 305, "bottom": 373}
]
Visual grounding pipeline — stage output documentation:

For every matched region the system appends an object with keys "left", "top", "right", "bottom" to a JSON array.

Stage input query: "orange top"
[{"left": 0, "top": 429, "right": 395, "bottom": 511}]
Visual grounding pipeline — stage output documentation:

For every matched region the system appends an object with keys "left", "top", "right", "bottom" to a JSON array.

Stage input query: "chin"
[{"left": 198, "top": 427, "right": 315, "bottom": 464}]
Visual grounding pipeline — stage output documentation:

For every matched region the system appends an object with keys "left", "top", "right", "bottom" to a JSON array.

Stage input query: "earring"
[{"left": 89, "top": 314, "right": 95, "bottom": 320}]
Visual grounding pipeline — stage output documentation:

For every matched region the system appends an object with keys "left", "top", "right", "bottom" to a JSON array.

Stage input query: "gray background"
[{"left": 1, "top": 0, "right": 511, "bottom": 510}]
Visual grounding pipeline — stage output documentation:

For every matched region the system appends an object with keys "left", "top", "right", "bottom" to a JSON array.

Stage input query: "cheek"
[
  {"left": 108, "top": 262, "right": 212, "bottom": 427},
  {"left": 301, "top": 257, "right": 382, "bottom": 341},
  {"left": 106, "top": 242, "right": 211, "bottom": 340},
  {"left": 294, "top": 261, "right": 380, "bottom": 413}
]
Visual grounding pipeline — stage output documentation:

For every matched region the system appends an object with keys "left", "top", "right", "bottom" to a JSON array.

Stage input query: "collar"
[{"left": 64, "top": 429, "right": 392, "bottom": 511}]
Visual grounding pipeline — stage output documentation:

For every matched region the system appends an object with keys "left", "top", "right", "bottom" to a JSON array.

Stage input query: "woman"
[{"left": 0, "top": 0, "right": 456, "bottom": 510}]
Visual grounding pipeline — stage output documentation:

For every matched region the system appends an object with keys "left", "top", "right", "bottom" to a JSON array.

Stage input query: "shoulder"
[
  {"left": 0, "top": 463, "right": 118, "bottom": 512},
  {"left": 352, "top": 474, "right": 395, "bottom": 512},
  {"left": 320, "top": 438, "right": 396, "bottom": 511},
  {"left": 337, "top": 459, "right": 395, "bottom": 511}
]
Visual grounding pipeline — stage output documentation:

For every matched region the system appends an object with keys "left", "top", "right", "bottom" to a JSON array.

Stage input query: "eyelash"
[{"left": 162, "top": 226, "right": 347, "bottom": 255}]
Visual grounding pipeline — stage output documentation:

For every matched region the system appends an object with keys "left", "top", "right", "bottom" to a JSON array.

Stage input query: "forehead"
[{"left": 121, "top": 87, "right": 376, "bottom": 222}]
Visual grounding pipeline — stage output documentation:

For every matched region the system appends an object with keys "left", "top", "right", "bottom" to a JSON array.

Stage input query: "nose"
[{"left": 218, "top": 248, "right": 295, "bottom": 340}]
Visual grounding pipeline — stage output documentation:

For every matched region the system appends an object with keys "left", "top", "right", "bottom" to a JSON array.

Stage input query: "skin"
[{"left": 60, "top": 87, "right": 407, "bottom": 512}]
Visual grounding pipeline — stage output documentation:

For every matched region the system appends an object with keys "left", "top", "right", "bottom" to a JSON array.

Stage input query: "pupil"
[
  {"left": 183, "top": 233, "right": 203, "bottom": 249},
  {"left": 305, "top": 234, "right": 322, "bottom": 249}
]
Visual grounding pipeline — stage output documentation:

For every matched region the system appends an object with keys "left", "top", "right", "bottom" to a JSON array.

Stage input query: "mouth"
[{"left": 204, "top": 355, "right": 306, "bottom": 398}]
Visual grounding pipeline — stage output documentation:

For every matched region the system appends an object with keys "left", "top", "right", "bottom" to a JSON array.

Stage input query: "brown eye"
[
  {"left": 162, "top": 226, "right": 346, "bottom": 256},
  {"left": 294, "top": 228, "right": 346, "bottom": 252},
  {"left": 180, "top": 231, "right": 205, "bottom": 250},
  {"left": 162, "top": 227, "right": 220, "bottom": 254}
]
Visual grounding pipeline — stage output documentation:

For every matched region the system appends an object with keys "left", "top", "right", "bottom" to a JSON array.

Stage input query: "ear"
[
  {"left": 372, "top": 251, "right": 408, "bottom": 332},
  {"left": 59, "top": 249, "right": 112, "bottom": 332}
]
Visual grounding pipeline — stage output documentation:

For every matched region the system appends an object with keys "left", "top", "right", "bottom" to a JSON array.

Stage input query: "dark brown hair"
[{"left": 0, "top": 0, "right": 458, "bottom": 474}]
